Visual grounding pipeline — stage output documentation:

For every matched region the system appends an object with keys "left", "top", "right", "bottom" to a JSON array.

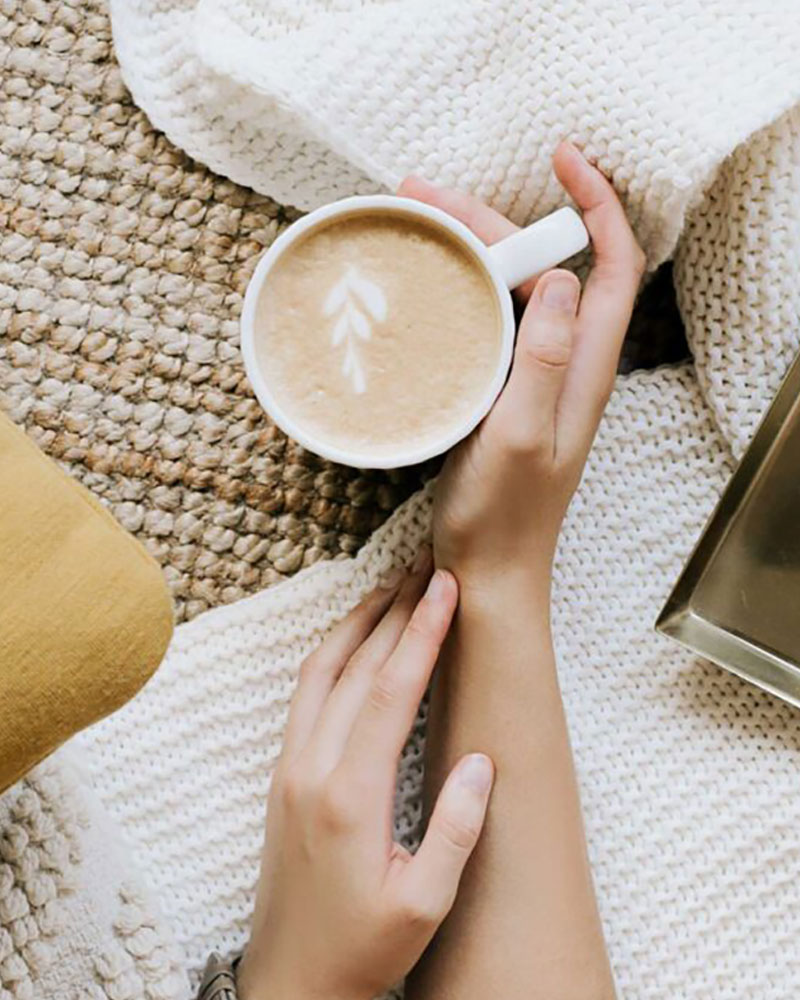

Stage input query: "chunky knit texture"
[
  {"left": 0, "top": 750, "right": 187, "bottom": 1000},
  {"left": 21, "top": 0, "right": 800, "bottom": 996}
]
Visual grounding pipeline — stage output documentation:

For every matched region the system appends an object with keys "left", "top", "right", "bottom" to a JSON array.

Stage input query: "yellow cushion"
[{"left": 0, "top": 413, "right": 173, "bottom": 792}]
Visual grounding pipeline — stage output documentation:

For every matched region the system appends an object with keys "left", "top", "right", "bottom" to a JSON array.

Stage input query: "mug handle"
[{"left": 487, "top": 206, "right": 589, "bottom": 289}]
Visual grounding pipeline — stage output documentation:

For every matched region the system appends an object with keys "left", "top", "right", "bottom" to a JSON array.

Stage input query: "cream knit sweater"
[{"left": 68, "top": 1, "right": 800, "bottom": 997}]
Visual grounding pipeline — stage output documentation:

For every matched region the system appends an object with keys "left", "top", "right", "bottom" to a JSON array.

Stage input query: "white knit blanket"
[{"left": 68, "top": 1, "right": 800, "bottom": 997}]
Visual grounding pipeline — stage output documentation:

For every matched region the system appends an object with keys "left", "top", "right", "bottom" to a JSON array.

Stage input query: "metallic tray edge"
[{"left": 655, "top": 348, "right": 800, "bottom": 706}]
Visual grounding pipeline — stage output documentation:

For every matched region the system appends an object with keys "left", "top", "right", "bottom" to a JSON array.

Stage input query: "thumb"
[
  {"left": 401, "top": 754, "right": 494, "bottom": 921},
  {"left": 489, "top": 269, "right": 580, "bottom": 452}
]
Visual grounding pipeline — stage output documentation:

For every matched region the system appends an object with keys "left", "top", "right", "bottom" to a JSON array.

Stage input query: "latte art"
[
  {"left": 323, "top": 267, "right": 388, "bottom": 395},
  {"left": 255, "top": 211, "right": 503, "bottom": 462}
]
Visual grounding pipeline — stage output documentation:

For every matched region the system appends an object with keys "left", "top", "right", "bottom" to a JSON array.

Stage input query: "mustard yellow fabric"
[{"left": 0, "top": 412, "right": 173, "bottom": 792}]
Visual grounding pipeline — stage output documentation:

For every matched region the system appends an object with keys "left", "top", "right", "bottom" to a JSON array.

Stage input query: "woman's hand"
[
  {"left": 400, "top": 141, "right": 645, "bottom": 599},
  {"left": 238, "top": 555, "right": 495, "bottom": 1000}
]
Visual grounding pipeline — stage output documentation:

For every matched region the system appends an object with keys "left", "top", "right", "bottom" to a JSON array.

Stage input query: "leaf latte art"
[{"left": 323, "top": 267, "right": 388, "bottom": 394}]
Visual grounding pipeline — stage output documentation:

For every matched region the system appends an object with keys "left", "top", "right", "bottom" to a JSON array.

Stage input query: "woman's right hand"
[{"left": 238, "top": 554, "right": 495, "bottom": 1000}]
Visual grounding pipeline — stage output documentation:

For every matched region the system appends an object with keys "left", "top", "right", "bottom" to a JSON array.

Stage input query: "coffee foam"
[{"left": 255, "top": 210, "right": 502, "bottom": 462}]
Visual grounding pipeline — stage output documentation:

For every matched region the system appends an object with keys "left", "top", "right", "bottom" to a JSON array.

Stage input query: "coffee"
[{"left": 255, "top": 211, "right": 503, "bottom": 462}]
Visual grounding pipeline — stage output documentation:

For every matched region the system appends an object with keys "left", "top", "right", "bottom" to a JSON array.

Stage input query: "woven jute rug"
[
  {"left": 0, "top": 0, "right": 688, "bottom": 623},
  {"left": 0, "top": 0, "right": 432, "bottom": 622}
]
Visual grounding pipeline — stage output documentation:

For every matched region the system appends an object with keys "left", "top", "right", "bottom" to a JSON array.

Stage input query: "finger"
[
  {"left": 342, "top": 570, "right": 458, "bottom": 780},
  {"left": 304, "top": 549, "right": 433, "bottom": 769},
  {"left": 554, "top": 140, "right": 645, "bottom": 302},
  {"left": 397, "top": 754, "right": 494, "bottom": 920},
  {"left": 398, "top": 176, "right": 518, "bottom": 245},
  {"left": 488, "top": 269, "right": 580, "bottom": 454},
  {"left": 280, "top": 577, "right": 402, "bottom": 764},
  {"left": 553, "top": 141, "right": 645, "bottom": 439},
  {"left": 397, "top": 178, "right": 538, "bottom": 305}
]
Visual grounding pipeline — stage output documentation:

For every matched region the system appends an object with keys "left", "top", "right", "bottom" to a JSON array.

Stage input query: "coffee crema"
[{"left": 255, "top": 210, "right": 502, "bottom": 462}]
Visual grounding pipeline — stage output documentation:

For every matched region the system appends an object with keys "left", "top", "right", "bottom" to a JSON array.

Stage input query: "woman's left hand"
[
  {"left": 238, "top": 556, "right": 495, "bottom": 1000},
  {"left": 399, "top": 142, "right": 644, "bottom": 600}
]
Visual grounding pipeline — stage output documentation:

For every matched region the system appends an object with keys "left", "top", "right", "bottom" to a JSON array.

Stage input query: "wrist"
[
  {"left": 237, "top": 955, "right": 363, "bottom": 1000},
  {"left": 439, "top": 556, "right": 553, "bottom": 619},
  {"left": 438, "top": 558, "right": 558, "bottom": 677},
  {"left": 236, "top": 956, "right": 310, "bottom": 1000}
]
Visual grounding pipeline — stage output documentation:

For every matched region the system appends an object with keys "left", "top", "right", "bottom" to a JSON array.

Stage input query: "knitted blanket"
[{"left": 47, "top": 0, "right": 800, "bottom": 996}]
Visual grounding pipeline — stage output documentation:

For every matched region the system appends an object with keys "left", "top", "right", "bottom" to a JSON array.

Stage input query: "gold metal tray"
[{"left": 656, "top": 350, "right": 800, "bottom": 708}]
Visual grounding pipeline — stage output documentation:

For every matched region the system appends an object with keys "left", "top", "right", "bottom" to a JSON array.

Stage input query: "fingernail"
[
  {"left": 457, "top": 754, "right": 494, "bottom": 794},
  {"left": 412, "top": 544, "right": 432, "bottom": 573},
  {"left": 560, "top": 138, "right": 586, "bottom": 162},
  {"left": 425, "top": 569, "right": 448, "bottom": 602},
  {"left": 540, "top": 273, "right": 579, "bottom": 312},
  {"left": 377, "top": 566, "right": 405, "bottom": 590}
]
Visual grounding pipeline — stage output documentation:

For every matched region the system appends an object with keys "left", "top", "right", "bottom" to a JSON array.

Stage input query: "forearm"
[{"left": 407, "top": 573, "right": 615, "bottom": 1000}]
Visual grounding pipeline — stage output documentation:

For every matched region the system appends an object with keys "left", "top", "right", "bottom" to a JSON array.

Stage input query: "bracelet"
[{"left": 197, "top": 952, "right": 241, "bottom": 1000}]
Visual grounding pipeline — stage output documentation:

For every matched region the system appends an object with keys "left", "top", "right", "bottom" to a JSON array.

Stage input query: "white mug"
[{"left": 241, "top": 195, "right": 589, "bottom": 469}]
